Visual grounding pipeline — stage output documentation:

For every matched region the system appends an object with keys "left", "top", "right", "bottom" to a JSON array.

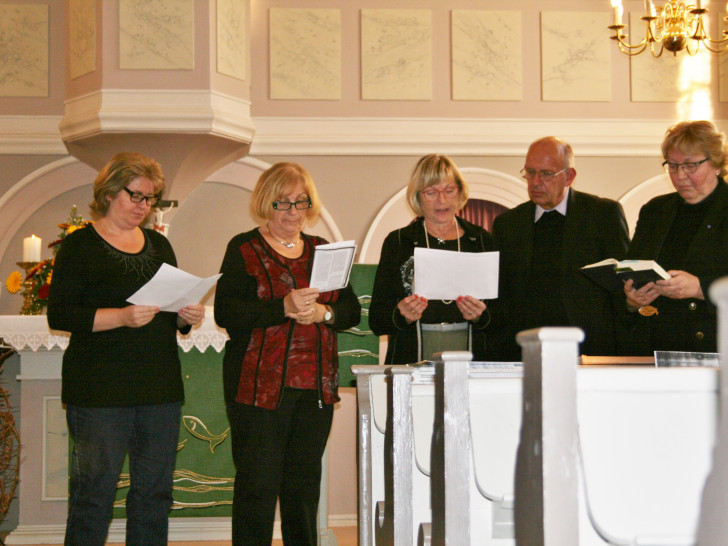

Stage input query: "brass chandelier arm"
[{"left": 608, "top": 0, "right": 728, "bottom": 57}]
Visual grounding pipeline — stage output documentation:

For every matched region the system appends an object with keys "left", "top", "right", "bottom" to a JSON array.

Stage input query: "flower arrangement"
[{"left": 5, "top": 206, "right": 92, "bottom": 315}]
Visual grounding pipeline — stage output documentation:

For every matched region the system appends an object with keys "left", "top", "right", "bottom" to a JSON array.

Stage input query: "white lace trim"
[{"left": 0, "top": 307, "right": 228, "bottom": 353}]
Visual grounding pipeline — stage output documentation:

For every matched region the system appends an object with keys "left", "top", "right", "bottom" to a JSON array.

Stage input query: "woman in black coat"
[
  {"left": 625, "top": 120, "right": 728, "bottom": 354},
  {"left": 369, "top": 154, "right": 496, "bottom": 364}
]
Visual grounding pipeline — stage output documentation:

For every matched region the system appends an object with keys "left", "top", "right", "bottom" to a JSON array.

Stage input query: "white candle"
[
  {"left": 612, "top": 0, "right": 624, "bottom": 25},
  {"left": 23, "top": 235, "right": 41, "bottom": 263}
]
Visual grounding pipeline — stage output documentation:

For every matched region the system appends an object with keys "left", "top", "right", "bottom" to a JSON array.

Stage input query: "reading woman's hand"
[
  {"left": 121, "top": 305, "right": 160, "bottom": 328},
  {"left": 178, "top": 304, "right": 205, "bottom": 327},
  {"left": 284, "top": 287, "right": 320, "bottom": 315},
  {"left": 624, "top": 279, "right": 659, "bottom": 309},
  {"left": 397, "top": 295, "right": 427, "bottom": 324},
  {"left": 456, "top": 295, "right": 485, "bottom": 322},
  {"left": 655, "top": 270, "right": 703, "bottom": 300}
]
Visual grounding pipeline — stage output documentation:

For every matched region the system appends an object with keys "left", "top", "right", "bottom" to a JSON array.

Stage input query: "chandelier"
[{"left": 608, "top": 0, "right": 728, "bottom": 56}]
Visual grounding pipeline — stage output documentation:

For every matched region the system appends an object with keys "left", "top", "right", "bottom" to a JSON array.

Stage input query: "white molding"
[
  {"left": 0, "top": 116, "right": 66, "bottom": 155},
  {"left": 4, "top": 116, "right": 728, "bottom": 157},
  {"left": 247, "top": 117, "right": 725, "bottom": 157},
  {"left": 58, "top": 89, "right": 255, "bottom": 143}
]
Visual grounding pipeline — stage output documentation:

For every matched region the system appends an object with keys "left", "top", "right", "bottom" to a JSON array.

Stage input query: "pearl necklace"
[{"left": 266, "top": 224, "right": 300, "bottom": 248}]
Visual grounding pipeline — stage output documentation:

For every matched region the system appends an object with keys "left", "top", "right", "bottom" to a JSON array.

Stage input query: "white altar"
[{"left": 0, "top": 310, "right": 336, "bottom": 545}]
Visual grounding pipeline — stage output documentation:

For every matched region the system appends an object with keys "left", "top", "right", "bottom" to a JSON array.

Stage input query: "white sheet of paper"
[
  {"left": 127, "top": 263, "right": 221, "bottom": 312},
  {"left": 309, "top": 240, "right": 357, "bottom": 292},
  {"left": 413, "top": 248, "right": 499, "bottom": 300}
]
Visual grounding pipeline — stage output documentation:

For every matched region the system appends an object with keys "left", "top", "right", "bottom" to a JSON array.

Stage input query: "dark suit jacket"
[
  {"left": 626, "top": 179, "right": 728, "bottom": 354},
  {"left": 490, "top": 189, "right": 629, "bottom": 360}
]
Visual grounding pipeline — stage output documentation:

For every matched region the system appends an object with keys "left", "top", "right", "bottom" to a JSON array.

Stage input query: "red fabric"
[
  {"left": 236, "top": 237, "right": 340, "bottom": 408},
  {"left": 458, "top": 198, "right": 508, "bottom": 232}
]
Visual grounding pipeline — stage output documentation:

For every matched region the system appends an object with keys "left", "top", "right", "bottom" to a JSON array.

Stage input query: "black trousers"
[{"left": 228, "top": 388, "right": 334, "bottom": 545}]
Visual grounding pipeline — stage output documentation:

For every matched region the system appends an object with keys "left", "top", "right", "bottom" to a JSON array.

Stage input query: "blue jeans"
[{"left": 64, "top": 402, "right": 181, "bottom": 546}]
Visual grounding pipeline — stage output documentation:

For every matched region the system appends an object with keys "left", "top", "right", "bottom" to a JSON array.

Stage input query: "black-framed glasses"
[
  {"left": 272, "top": 199, "right": 312, "bottom": 211},
  {"left": 122, "top": 187, "right": 160, "bottom": 206},
  {"left": 662, "top": 158, "right": 709, "bottom": 174},
  {"left": 520, "top": 167, "right": 569, "bottom": 182}
]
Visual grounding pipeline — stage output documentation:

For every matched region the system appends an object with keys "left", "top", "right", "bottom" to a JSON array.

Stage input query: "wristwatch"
[{"left": 323, "top": 306, "right": 333, "bottom": 323}]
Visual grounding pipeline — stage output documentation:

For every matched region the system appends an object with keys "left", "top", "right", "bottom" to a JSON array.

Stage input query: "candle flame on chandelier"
[{"left": 609, "top": 0, "right": 728, "bottom": 56}]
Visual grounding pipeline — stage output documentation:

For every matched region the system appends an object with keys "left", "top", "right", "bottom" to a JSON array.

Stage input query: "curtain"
[{"left": 458, "top": 199, "right": 508, "bottom": 232}]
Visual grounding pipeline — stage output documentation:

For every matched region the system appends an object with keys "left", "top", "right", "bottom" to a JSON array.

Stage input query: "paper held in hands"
[
  {"left": 309, "top": 240, "right": 357, "bottom": 292},
  {"left": 413, "top": 248, "right": 499, "bottom": 300},
  {"left": 127, "top": 263, "right": 221, "bottom": 312}
]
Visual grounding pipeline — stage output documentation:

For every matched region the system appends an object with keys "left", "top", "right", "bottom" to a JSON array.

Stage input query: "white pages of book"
[
  {"left": 413, "top": 248, "right": 499, "bottom": 300},
  {"left": 127, "top": 263, "right": 221, "bottom": 312},
  {"left": 309, "top": 240, "right": 357, "bottom": 292}
]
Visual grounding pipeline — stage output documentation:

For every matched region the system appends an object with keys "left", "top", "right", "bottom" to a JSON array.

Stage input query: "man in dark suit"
[{"left": 489, "top": 136, "right": 630, "bottom": 360}]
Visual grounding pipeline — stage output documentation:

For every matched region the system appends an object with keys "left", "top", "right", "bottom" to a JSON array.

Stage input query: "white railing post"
[
  {"left": 431, "top": 351, "right": 473, "bottom": 545},
  {"left": 515, "top": 327, "right": 583, "bottom": 546},
  {"left": 697, "top": 278, "right": 728, "bottom": 543}
]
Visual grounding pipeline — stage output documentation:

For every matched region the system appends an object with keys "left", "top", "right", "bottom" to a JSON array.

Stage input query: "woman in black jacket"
[{"left": 369, "top": 154, "right": 496, "bottom": 364}]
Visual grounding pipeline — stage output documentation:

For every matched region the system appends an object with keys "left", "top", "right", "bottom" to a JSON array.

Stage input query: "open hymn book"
[
  {"left": 581, "top": 258, "right": 670, "bottom": 292},
  {"left": 309, "top": 240, "right": 356, "bottom": 292}
]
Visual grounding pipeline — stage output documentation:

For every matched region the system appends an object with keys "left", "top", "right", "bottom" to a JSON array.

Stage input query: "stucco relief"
[
  {"left": 119, "top": 0, "right": 194, "bottom": 70},
  {"left": 628, "top": 11, "right": 712, "bottom": 111},
  {"left": 452, "top": 10, "right": 522, "bottom": 101},
  {"left": 217, "top": 0, "right": 248, "bottom": 82},
  {"left": 0, "top": 4, "right": 48, "bottom": 97},
  {"left": 269, "top": 8, "right": 341, "bottom": 99},
  {"left": 69, "top": 0, "right": 96, "bottom": 80},
  {"left": 541, "top": 11, "right": 611, "bottom": 102},
  {"left": 361, "top": 9, "right": 431, "bottom": 100}
]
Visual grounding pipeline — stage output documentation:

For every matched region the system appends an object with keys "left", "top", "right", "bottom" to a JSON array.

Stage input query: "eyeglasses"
[
  {"left": 662, "top": 158, "right": 709, "bottom": 174},
  {"left": 520, "top": 167, "right": 569, "bottom": 182},
  {"left": 272, "top": 199, "right": 312, "bottom": 211},
  {"left": 123, "top": 187, "right": 159, "bottom": 206},
  {"left": 420, "top": 186, "right": 459, "bottom": 201}
]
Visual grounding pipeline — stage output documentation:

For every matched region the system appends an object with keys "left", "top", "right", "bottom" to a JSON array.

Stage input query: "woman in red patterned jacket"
[{"left": 214, "top": 162, "right": 361, "bottom": 545}]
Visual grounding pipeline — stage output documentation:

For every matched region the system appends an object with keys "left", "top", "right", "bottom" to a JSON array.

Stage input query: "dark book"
[{"left": 581, "top": 258, "right": 670, "bottom": 292}]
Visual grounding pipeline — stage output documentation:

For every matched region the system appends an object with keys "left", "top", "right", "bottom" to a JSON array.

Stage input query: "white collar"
[{"left": 534, "top": 189, "right": 569, "bottom": 222}]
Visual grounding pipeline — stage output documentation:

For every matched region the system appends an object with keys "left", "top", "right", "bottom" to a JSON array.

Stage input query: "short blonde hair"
[
  {"left": 249, "top": 162, "right": 321, "bottom": 224},
  {"left": 90, "top": 152, "right": 165, "bottom": 219},
  {"left": 662, "top": 120, "right": 727, "bottom": 176},
  {"left": 405, "top": 154, "right": 469, "bottom": 216}
]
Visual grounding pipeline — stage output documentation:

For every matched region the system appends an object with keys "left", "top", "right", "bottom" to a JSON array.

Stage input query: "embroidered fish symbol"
[{"left": 182, "top": 416, "right": 229, "bottom": 453}]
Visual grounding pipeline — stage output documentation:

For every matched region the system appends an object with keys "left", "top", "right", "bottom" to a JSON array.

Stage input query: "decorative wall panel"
[
  {"left": 452, "top": 10, "right": 522, "bottom": 101},
  {"left": 541, "top": 11, "right": 611, "bottom": 102},
  {"left": 0, "top": 4, "right": 48, "bottom": 97},
  {"left": 269, "top": 8, "right": 341, "bottom": 99},
  {"left": 361, "top": 9, "right": 431, "bottom": 100},
  {"left": 629, "top": 12, "right": 711, "bottom": 105},
  {"left": 69, "top": 0, "right": 95, "bottom": 80},
  {"left": 217, "top": 0, "right": 248, "bottom": 82},
  {"left": 119, "top": 0, "right": 194, "bottom": 70}
]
